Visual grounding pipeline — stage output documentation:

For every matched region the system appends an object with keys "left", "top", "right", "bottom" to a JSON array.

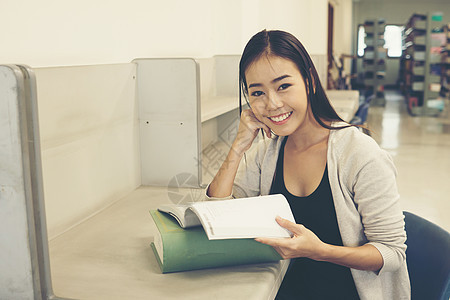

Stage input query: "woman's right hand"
[{"left": 232, "top": 109, "right": 272, "bottom": 155}]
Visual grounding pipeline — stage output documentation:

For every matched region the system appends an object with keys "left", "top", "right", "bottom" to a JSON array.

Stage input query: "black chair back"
[{"left": 404, "top": 211, "right": 450, "bottom": 300}]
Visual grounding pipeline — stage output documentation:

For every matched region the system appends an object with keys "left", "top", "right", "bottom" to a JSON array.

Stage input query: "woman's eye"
[
  {"left": 279, "top": 83, "right": 291, "bottom": 90},
  {"left": 251, "top": 91, "right": 264, "bottom": 97}
]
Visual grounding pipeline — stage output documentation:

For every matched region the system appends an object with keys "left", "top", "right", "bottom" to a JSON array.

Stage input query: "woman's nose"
[{"left": 266, "top": 93, "right": 283, "bottom": 110}]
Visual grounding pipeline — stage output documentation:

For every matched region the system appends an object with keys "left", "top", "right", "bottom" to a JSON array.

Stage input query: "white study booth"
[{"left": 0, "top": 57, "right": 358, "bottom": 300}]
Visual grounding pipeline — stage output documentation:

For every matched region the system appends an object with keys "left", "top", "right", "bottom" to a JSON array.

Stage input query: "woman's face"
[{"left": 245, "top": 55, "right": 311, "bottom": 137}]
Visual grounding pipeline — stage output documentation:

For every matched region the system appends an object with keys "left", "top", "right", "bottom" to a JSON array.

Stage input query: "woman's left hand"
[{"left": 255, "top": 216, "right": 327, "bottom": 260}]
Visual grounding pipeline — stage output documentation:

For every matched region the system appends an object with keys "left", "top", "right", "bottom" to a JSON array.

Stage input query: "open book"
[
  {"left": 157, "top": 194, "right": 295, "bottom": 240},
  {"left": 150, "top": 209, "right": 283, "bottom": 273}
]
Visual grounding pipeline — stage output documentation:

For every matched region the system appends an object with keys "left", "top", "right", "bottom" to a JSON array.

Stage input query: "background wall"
[
  {"left": 353, "top": 0, "right": 450, "bottom": 86},
  {"left": 333, "top": 0, "right": 353, "bottom": 58},
  {"left": 330, "top": 0, "right": 354, "bottom": 86},
  {"left": 1, "top": 0, "right": 329, "bottom": 68}
]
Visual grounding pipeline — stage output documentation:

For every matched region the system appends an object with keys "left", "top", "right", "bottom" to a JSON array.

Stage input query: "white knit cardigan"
[{"left": 206, "top": 123, "right": 411, "bottom": 299}]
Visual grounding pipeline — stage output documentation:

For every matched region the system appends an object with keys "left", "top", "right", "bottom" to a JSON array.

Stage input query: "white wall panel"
[{"left": 34, "top": 64, "right": 140, "bottom": 239}]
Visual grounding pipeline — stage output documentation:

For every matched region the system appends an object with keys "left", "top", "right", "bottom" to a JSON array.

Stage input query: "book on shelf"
[
  {"left": 414, "top": 35, "right": 426, "bottom": 45},
  {"left": 150, "top": 194, "right": 295, "bottom": 273},
  {"left": 426, "top": 98, "right": 445, "bottom": 111},
  {"left": 412, "top": 81, "right": 425, "bottom": 91},
  {"left": 414, "top": 51, "right": 426, "bottom": 61},
  {"left": 429, "top": 83, "right": 441, "bottom": 92}
]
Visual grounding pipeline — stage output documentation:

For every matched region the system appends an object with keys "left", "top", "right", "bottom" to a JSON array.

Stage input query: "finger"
[
  {"left": 257, "top": 238, "right": 295, "bottom": 259},
  {"left": 254, "top": 237, "right": 291, "bottom": 248},
  {"left": 242, "top": 109, "right": 259, "bottom": 123},
  {"left": 248, "top": 121, "right": 271, "bottom": 140},
  {"left": 254, "top": 237, "right": 269, "bottom": 245},
  {"left": 254, "top": 241, "right": 287, "bottom": 259},
  {"left": 246, "top": 110, "right": 272, "bottom": 138},
  {"left": 241, "top": 113, "right": 263, "bottom": 134},
  {"left": 254, "top": 237, "right": 275, "bottom": 245},
  {"left": 276, "top": 216, "right": 305, "bottom": 235},
  {"left": 255, "top": 238, "right": 295, "bottom": 259}
]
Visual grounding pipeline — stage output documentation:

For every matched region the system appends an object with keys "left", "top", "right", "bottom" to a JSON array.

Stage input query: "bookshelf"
[
  {"left": 363, "top": 19, "right": 386, "bottom": 106},
  {"left": 441, "top": 24, "right": 450, "bottom": 100},
  {"left": 401, "top": 13, "right": 444, "bottom": 116}
]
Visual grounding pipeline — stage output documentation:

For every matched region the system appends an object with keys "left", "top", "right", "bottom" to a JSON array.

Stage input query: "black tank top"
[{"left": 270, "top": 137, "right": 359, "bottom": 300}]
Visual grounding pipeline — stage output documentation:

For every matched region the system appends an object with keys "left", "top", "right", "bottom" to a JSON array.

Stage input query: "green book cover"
[{"left": 150, "top": 210, "right": 282, "bottom": 273}]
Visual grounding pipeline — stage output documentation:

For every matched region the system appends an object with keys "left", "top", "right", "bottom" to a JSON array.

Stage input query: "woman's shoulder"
[
  {"left": 329, "top": 123, "right": 389, "bottom": 165},
  {"left": 330, "top": 123, "right": 380, "bottom": 153},
  {"left": 328, "top": 123, "right": 396, "bottom": 181}
]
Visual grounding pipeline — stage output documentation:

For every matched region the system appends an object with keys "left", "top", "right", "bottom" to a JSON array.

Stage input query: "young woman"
[{"left": 206, "top": 30, "right": 410, "bottom": 299}]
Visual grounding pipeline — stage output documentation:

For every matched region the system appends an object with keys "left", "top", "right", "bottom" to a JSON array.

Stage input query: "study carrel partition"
[
  {"left": 0, "top": 65, "right": 53, "bottom": 299},
  {"left": 134, "top": 58, "right": 202, "bottom": 188}
]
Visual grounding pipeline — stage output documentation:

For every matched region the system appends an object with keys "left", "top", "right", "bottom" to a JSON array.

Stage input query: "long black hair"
[{"left": 239, "top": 29, "right": 348, "bottom": 130}]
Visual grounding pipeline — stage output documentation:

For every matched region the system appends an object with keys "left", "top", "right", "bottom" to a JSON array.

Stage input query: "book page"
[
  {"left": 153, "top": 231, "right": 164, "bottom": 264},
  {"left": 158, "top": 204, "right": 201, "bottom": 228},
  {"left": 190, "top": 194, "right": 295, "bottom": 240}
]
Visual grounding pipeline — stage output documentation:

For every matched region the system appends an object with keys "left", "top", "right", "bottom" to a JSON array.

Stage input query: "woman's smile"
[{"left": 268, "top": 111, "right": 293, "bottom": 125}]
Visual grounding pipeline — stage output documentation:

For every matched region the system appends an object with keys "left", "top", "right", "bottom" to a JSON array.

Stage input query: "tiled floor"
[{"left": 366, "top": 90, "right": 450, "bottom": 231}]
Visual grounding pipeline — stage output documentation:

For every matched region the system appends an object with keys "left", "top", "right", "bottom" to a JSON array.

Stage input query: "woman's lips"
[{"left": 268, "top": 111, "right": 293, "bottom": 125}]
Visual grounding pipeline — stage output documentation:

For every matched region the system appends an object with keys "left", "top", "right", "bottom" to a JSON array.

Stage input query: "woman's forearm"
[
  {"left": 208, "top": 108, "right": 270, "bottom": 198},
  {"left": 317, "top": 243, "right": 383, "bottom": 272},
  {"left": 207, "top": 142, "right": 245, "bottom": 198}
]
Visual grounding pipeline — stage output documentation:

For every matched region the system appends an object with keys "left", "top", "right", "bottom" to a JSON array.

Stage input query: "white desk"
[{"left": 49, "top": 186, "right": 288, "bottom": 300}]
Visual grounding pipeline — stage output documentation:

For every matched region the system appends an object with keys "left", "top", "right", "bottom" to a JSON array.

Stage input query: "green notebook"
[{"left": 150, "top": 210, "right": 282, "bottom": 273}]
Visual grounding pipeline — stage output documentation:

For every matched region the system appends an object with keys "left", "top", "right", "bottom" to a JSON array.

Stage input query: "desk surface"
[{"left": 49, "top": 186, "right": 288, "bottom": 300}]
